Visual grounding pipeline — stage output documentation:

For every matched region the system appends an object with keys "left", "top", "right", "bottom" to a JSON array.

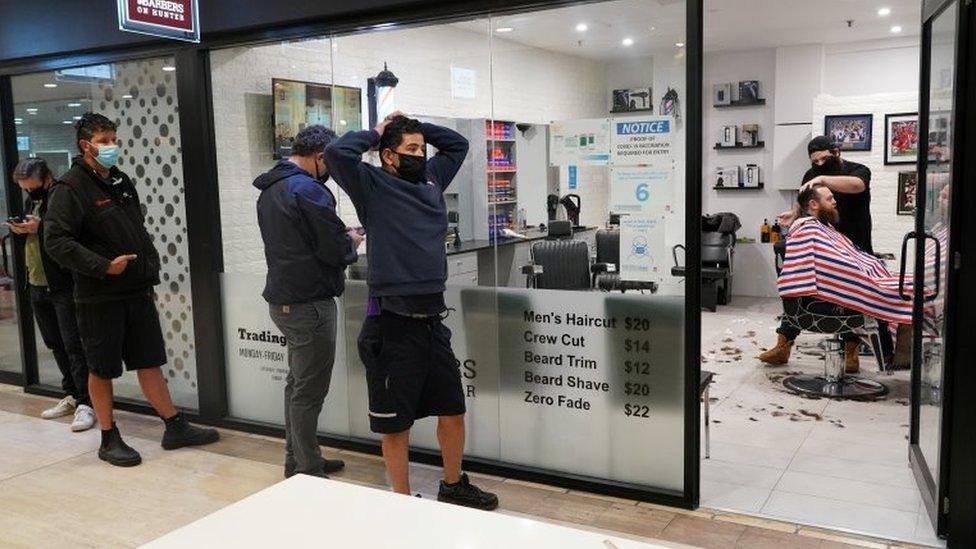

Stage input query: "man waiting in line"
[
  {"left": 7, "top": 158, "right": 94, "bottom": 431},
  {"left": 760, "top": 136, "right": 908, "bottom": 370},
  {"left": 326, "top": 112, "right": 498, "bottom": 510},
  {"left": 254, "top": 125, "right": 362, "bottom": 479},
  {"left": 45, "top": 112, "right": 218, "bottom": 466}
]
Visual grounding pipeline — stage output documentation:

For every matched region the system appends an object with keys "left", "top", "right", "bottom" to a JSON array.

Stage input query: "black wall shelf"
[
  {"left": 713, "top": 183, "right": 764, "bottom": 190},
  {"left": 714, "top": 99, "right": 766, "bottom": 108},
  {"left": 714, "top": 142, "right": 765, "bottom": 150}
]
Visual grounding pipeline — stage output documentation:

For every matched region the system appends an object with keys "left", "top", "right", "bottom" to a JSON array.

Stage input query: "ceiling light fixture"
[
  {"left": 123, "top": 94, "right": 133, "bottom": 99},
  {"left": 62, "top": 120, "right": 73, "bottom": 125},
  {"left": 26, "top": 108, "right": 38, "bottom": 114},
  {"left": 162, "top": 65, "right": 176, "bottom": 72},
  {"left": 496, "top": 27, "right": 514, "bottom": 33},
  {"left": 576, "top": 23, "right": 588, "bottom": 32},
  {"left": 44, "top": 83, "right": 57, "bottom": 88},
  {"left": 622, "top": 37, "right": 634, "bottom": 46},
  {"left": 890, "top": 25, "right": 903, "bottom": 33},
  {"left": 878, "top": 7, "right": 891, "bottom": 16},
  {"left": 15, "top": 120, "right": 22, "bottom": 125},
  {"left": 73, "top": 115, "right": 82, "bottom": 120},
  {"left": 675, "top": 41, "right": 685, "bottom": 48},
  {"left": 67, "top": 102, "right": 82, "bottom": 107}
]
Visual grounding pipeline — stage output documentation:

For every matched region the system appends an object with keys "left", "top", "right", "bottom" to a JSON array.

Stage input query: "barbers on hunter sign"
[{"left": 117, "top": 0, "right": 200, "bottom": 43}]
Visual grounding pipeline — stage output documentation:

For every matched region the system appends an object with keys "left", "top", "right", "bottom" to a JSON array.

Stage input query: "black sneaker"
[
  {"left": 161, "top": 413, "right": 220, "bottom": 450},
  {"left": 322, "top": 458, "right": 345, "bottom": 474},
  {"left": 437, "top": 473, "right": 498, "bottom": 510},
  {"left": 98, "top": 425, "right": 142, "bottom": 467}
]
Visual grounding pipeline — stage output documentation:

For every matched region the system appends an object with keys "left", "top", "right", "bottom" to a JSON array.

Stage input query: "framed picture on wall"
[
  {"left": 885, "top": 112, "right": 919, "bottom": 165},
  {"left": 824, "top": 114, "right": 873, "bottom": 151},
  {"left": 897, "top": 171, "right": 918, "bottom": 215},
  {"left": 611, "top": 87, "right": 653, "bottom": 113}
]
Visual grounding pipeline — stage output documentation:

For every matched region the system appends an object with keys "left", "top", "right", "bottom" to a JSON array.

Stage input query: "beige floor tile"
[
  {"left": 735, "top": 526, "right": 824, "bottom": 548},
  {"left": 713, "top": 512, "right": 798, "bottom": 533},
  {"left": 658, "top": 515, "right": 748, "bottom": 549}
]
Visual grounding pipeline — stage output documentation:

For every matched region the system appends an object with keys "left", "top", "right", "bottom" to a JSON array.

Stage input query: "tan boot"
[
  {"left": 893, "top": 324, "right": 913, "bottom": 368},
  {"left": 758, "top": 334, "right": 793, "bottom": 365},
  {"left": 845, "top": 341, "right": 860, "bottom": 374}
]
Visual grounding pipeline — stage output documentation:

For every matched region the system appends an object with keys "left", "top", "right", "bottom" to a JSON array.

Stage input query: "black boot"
[
  {"left": 161, "top": 412, "right": 220, "bottom": 450},
  {"left": 98, "top": 425, "right": 142, "bottom": 467},
  {"left": 286, "top": 458, "right": 345, "bottom": 479},
  {"left": 437, "top": 473, "right": 499, "bottom": 510}
]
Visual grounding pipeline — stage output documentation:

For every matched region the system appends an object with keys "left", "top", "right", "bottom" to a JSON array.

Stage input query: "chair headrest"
[{"left": 547, "top": 220, "right": 573, "bottom": 239}]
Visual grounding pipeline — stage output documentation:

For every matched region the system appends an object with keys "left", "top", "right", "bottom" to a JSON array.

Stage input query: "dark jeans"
[
  {"left": 269, "top": 299, "right": 338, "bottom": 476},
  {"left": 776, "top": 297, "right": 895, "bottom": 356},
  {"left": 30, "top": 285, "right": 89, "bottom": 406}
]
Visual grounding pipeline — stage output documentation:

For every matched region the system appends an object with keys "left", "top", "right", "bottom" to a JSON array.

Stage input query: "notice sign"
[
  {"left": 611, "top": 116, "right": 673, "bottom": 165},
  {"left": 118, "top": 0, "right": 200, "bottom": 43},
  {"left": 619, "top": 216, "right": 666, "bottom": 282},
  {"left": 549, "top": 118, "right": 611, "bottom": 166},
  {"left": 610, "top": 166, "right": 672, "bottom": 215}
]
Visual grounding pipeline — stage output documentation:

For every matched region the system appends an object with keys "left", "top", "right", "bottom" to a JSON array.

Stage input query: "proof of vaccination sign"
[
  {"left": 118, "top": 0, "right": 200, "bottom": 43},
  {"left": 611, "top": 116, "right": 673, "bottom": 165}
]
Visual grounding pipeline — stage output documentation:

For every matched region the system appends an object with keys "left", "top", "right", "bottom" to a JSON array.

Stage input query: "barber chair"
[
  {"left": 671, "top": 232, "right": 735, "bottom": 312},
  {"left": 592, "top": 228, "right": 658, "bottom": 294},
  {"left": 780, "top": 297, "right": 890, "bottom": 400},
  {"left": 522, "top": 221, "right": 599, "bottom": 290}
]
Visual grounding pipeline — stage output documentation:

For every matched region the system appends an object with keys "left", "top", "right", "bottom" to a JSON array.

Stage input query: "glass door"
[
  {"left": 908, "top": 0, "right": 961, "bottom": 536},
  {"left": 0, "top": 138, "right": 25, "bottom": 378}
]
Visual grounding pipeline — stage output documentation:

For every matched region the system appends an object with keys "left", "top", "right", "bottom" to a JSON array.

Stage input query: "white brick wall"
[
  {"left": 211, "top": 25, "right": 607, "bottom": 274},
  {"left": 812, "top": 92, "right": 918, "bottom": 265}
]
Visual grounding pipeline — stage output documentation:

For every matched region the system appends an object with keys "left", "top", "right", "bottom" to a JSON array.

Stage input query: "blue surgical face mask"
[{"left": 92, "top": 144, "right": 120, "bottom": 169}]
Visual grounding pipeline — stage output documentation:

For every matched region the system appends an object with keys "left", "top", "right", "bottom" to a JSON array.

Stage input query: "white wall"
[
  {"left": 704, "top": 38, "right": 919, "bottom": 297},
  {"left": 812, "top": 92, "right": 918, "bottom": 264},
  {"left": 703, "top": 48, "right": 789, "bottom": 298},
  {"left": 823, "top": 37, "right": 920, "bottom": 96},
  {"left": 212, "top": 25, "right": 607, "bottom": 274}
]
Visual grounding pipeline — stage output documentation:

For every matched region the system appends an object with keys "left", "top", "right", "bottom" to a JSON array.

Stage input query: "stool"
[
  {"left": 780, "top": 298, "right": 889, "bottom": 400},
  {"left": 700, "top": 370, "right": 714, "bottom": 458}
]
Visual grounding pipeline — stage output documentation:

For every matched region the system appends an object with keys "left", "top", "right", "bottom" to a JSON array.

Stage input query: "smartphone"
[{"left": 6, "top": 216, "right": 25, "bottom": 224}]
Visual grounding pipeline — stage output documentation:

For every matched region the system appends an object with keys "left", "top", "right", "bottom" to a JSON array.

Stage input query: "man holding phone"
[
  {"left": 7, "top": 158, "right": 93, "bottom": 431},
  {"left": 254, "top": 124, "right": 363, "bottom": 478},
  {"left": 45, "top": 112, "right": 218, "bottom": 467}
]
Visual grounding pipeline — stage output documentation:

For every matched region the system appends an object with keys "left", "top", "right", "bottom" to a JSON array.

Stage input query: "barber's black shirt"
[{"left": 802, "top": 160, "right": 873, "bottom": 254}]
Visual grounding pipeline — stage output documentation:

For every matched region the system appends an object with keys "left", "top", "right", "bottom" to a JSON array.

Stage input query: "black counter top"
[{"left": 445, "top": 226, "right": 596, "bottom": 255}]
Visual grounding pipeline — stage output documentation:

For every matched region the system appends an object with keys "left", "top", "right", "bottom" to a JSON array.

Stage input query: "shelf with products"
[{"left": 484, "top": 120, "right": 518, "bottom": 232}]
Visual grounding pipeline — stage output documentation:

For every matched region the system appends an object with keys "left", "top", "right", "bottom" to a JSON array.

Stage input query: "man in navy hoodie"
[
  {"left": 326, "top": 113, "right": 497, "bottom": 510},
  {"left": 254, "top": 125, "right": 363, "bottom": 478}
]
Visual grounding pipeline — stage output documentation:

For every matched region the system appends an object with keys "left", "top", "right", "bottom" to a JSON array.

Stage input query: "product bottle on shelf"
[
  {"left": 770, "top": 221, "right": 781, "bottom": 243},
  {"left": 760, "top": 218, "right": 771, "bottom": 243}
]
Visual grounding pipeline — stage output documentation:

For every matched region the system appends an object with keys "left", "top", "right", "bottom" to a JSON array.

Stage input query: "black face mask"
[
  {"left": 812, "top": 155, "right": 842, "bottom": 173},
  {"left": 395, "top": 153, "right": 427, "bottom": 183},
  {"left": 313, "top": 159, "right": 329, "bottom": 184},
  {"left": 28, "top": 186, "right": 47, "bottom": 201}
]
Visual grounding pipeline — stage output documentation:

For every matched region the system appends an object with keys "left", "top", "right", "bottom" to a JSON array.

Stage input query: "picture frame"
[
  {"left": 884, "top": 112, "right": 919, "bottom": 165},
  {"left": 611, "top": 87, "right": 653, "bottom": 113},
  {"left": 824, "top": 114, "right": 873, "bottom": 152},
  {"left": 897, "top": 171, "right": 918, "bottom": 215},
  {"left": 712, "top": 83, "right": 731, "bottom": 106}
]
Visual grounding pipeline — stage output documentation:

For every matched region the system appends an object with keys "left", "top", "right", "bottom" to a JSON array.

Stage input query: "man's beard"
[{"left": 817, "top": 207, "right": 840, "bottom": 225}]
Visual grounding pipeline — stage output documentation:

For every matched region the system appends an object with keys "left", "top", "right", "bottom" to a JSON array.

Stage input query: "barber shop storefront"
[{"left": 1, "top": 0, "right": 974, "bottom": 545}]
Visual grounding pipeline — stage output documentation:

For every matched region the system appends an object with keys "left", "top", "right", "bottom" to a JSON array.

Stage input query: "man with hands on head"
[
  {"left": 326, "top": 111, "right": 498, "bottom": 510},
  {"left": 44, "top": 112, "right": 219, "bottom": 467}
]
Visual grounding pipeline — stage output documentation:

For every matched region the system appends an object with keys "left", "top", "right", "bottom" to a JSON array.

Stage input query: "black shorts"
[
  {"left": 76, "top": 292, "right": 168, "bottom": 379},
  {"left": 357, "top": 313, "right": 466, "bottom": 434}
]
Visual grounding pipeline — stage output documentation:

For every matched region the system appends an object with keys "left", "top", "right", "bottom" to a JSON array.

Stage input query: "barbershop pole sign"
[{"left": 118, "top": 0, "right": 200, "bottom": 43}]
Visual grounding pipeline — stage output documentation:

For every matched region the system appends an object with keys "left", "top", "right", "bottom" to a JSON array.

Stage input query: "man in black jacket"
[
  {"left": 254, "top": 124, "right": 362, "bottom": 478},
  {"left": 45, "top": 112, "right": 218, "bottom": 467},
  {"left": 326, "top": 112, "right": 497, "bottom": 510},
  {"left": 7, "top": 158, "right": 92, "bottom": 431}
]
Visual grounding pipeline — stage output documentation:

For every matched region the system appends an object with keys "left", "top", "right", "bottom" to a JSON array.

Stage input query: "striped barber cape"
[{"left": 777, "top": 217, "right": 914, "bottom": 325}]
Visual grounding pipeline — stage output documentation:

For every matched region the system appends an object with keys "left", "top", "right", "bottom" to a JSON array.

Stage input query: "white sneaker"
[
  {"left": 71, "top": 404, "right": 97, "bottom": 432},
  {"left": 41, "top": 396, "right": 76, "bottom": 419}
]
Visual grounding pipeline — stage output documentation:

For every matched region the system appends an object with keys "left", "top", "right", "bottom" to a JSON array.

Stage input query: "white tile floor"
[{"left": 700, "top": 297, "right": 945, "bottom": 548}]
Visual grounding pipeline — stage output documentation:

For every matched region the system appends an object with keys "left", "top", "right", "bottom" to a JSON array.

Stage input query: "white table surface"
[{"left": 141, "top": 475, "right": 683, "bottom": 549}]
